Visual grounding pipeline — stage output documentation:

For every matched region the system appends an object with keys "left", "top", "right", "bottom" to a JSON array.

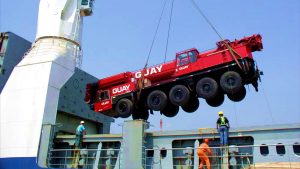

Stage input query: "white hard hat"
[{"left": 80, "top": 121, "right": 85, "bottom": 124}]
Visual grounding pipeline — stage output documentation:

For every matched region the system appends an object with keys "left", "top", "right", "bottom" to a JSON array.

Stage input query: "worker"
[
  {"left": 75, "top": 121, "right": 86, "bottom": 149},
  {"left": 197, "top": 138, "right": 213, "bottom": 169},
  {"left": 72, "top": 121, "right": 87, "bottom": 168},
  {"left": 216, "top": 111, "right": 230, "bottom": 146}
]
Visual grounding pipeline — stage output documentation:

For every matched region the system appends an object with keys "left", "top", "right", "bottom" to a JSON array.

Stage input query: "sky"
[{"left": 0, "top": 0, "right": 299, "bottom": 134}]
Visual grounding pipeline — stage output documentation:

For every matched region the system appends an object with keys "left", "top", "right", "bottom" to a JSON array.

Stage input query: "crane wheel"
[
  {"left": 196, "top": 77, "right": 218, "bottom": 99},
  {"left": 169, "top": 85, "right": 190, "bottom": 106},
  {"left": 160, "top": 104, "right": 179, "bottom": 117},
  {"left": 206, "top": 92, "right": 224, "bottom": 107},
  {"left": 220, "top": 71, "right": 242, "bottom": 94},
  {"left": 140, "top": 111, "right": 149, "bottom": 120},
  {"left": 227, "top": 86, "right": 246, "bottom": 102},
  {"left": 181, "top": 97, "right": 199, "bottom": 113},
  {"left": 147, "top": 90, "right": 168, "bottom": 111},
  {"left": 132, "top": 108, "right": 149, "bottom": 121},
  {"left": 115, "top": 98, "right": 133, "bottom": 118}
]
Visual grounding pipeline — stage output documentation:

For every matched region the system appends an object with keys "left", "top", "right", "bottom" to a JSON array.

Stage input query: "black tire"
[
  {"left": 132, "top": 112, "right": 139, "bottom": 120},
  {"left": 113, "top": 114, "right": 120, "bottom": 118},
  {"left": 160, "top": 104, "right": 179, "bottom": 117},
  {"left": 115, "top": 98, "right": 133, "bottom": 118},
  {"left": 206, "top": 93, "right": 224, "bottom": 107},
  {"left": 181, "top": 97, "right": 199, "bottom": 113},
  {"left": 147, "top": 90, "right": 167, "bottom": 111},
  {"left": 196, "top": 77, "right": 218, "bottom": 99},
  {"left": 140, "top": 111, "right": 149, "bottom": 120},
  {"left": 227, "top": 86, "right": 246, "bottom": 102},
  {"left": 169, "top": 85, "right": 190, "bottom": 106},
  {"left": 220, "top": 71, "right": 242, "bottom": 94},
  {"left": 132, "top": 108, "right": 149, "bottom": 121}
]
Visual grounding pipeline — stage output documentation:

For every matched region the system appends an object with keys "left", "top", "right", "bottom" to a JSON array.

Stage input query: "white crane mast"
[{"left": 0, "top": 0, "right": 93, "bottom": 167}]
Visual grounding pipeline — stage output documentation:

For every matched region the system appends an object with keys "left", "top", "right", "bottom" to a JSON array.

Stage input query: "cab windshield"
[{"left": 177, "top": 50, "right": 198, "bottom": 66}]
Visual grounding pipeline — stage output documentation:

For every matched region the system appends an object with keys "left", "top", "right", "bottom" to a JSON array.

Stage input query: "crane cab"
[
  {"left": 80, "top": 0, "right": 94, "bottom": 16},
  {"left": 176, "top": 48, "right": 199, "bottom": 67}
]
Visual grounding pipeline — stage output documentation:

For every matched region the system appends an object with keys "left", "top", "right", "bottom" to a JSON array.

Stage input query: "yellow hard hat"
[{"left": 218, "top": 111, "right": 224, "bottom": 115}]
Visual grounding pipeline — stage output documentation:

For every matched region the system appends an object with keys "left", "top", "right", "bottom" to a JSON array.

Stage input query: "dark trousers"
[{"left": 75, "top": 134, "right": 83, "bottom": 148}]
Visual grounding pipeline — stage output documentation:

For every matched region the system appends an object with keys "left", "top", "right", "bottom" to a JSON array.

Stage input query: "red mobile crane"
[{"left": 85, "top": 34, "right": 263, "bottom": 120}]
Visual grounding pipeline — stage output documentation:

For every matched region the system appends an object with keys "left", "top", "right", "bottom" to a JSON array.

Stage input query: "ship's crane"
[
  {"left": 0, "top": 0, "right": 94, "bottom": 167},
  {"left": 85, "top": 34, "right": 263, "bottom": 120}
]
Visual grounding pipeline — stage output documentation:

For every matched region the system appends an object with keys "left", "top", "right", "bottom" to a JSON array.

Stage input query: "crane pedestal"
[
  {"left": 221, "top": 146, "right": 229, "bottom": 169},
  {"left": 120, "top": 120, "right": 149, "bottom": 169}
]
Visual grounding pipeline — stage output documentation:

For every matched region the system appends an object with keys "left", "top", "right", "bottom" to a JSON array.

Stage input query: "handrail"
[{"left": 47, "top": 144, "right": 300, "bottom": 168}]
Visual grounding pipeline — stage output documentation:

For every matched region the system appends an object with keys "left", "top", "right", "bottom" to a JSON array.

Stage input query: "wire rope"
[
  {"left": 190, "top": 0, "right": 246, "bottom": 127},
  {"left": 144, "top": 0, "right": 169, "bottom": 68},
  {"left": 260, "top": 81, "right": 275, "bottom": 124},
  {"left": 190, "top": 0, "right": 244, "bottom": 70},
  {"left": 137, "top": 0, "right": 169, "bottom": 100},
  {"left": 163, "top": 0, "right": 175, "bottom": 63},
  {"left": 190, "top": 0, "right": 224, "bottom": 40}
]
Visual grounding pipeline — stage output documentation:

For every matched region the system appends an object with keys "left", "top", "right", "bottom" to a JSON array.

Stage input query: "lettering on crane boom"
[
  {"left": 135, "top": 65, "right": 163, "bottom": 78},
  {"left": 179, "top": 65, "right": 189, "bottom": 70},
  {"left": 112, "top": 84, "right": 131, "bottom": 94}
]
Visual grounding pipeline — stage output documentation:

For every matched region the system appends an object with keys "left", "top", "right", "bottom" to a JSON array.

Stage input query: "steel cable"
[
  {"left": 144, "top": 0, "right": 169, "bottom": 69},
  {"left": 163, "top": 0, "right": 175, "bottom": 63}
]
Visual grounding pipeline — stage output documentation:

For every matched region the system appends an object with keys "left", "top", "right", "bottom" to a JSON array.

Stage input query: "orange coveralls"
[{"left": 197, "top": 142, "right": 213, "bottom": 169}]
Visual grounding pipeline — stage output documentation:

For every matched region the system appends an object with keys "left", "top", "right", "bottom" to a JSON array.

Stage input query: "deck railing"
[{"left": 47, "top": 144, "right": 300, "bottom": 169}]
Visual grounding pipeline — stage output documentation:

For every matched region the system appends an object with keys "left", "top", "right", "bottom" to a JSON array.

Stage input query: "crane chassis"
[{"left": 85, "top": 34, "right": 263, "bottom": 120}]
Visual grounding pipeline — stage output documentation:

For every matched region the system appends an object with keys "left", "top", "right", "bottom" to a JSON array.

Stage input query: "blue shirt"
[{"left": 76, "top": 124, "right": 85, "bottom": 135}]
